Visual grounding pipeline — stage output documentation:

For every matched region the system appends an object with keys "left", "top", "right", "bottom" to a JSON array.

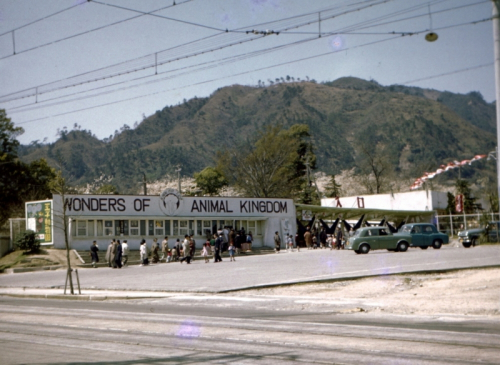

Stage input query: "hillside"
[{"left": 18, "top": 77, "right": 497, "bottom": 196}]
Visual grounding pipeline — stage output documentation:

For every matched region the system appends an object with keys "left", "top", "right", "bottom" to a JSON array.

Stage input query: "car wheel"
[
  {"left": 420, "top": 246, "right": 428, "bottom": 250},
  {"left": 432, "top": 240, "right": 442, "bottom": 249},
  {"left": 355, "top": 249, "right": 361, "bottom": 254},
  {"left": 462, "top": 242, "right": 472, "bottom": 248},
  {"left": 397, "top": 241, "right": 408, "bottom": 252},
  {"left": 359, "top": 244, "right": 370, "bottom": 254}
]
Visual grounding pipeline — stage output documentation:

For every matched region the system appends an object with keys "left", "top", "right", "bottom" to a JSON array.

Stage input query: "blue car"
[{"left": 397, "top": 223, "right": 449, "bottom": 249}]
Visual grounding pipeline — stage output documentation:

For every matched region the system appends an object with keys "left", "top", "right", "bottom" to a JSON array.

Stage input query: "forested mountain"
[{"left": 18, "top": 77, "right": 497, "bottom": 195}]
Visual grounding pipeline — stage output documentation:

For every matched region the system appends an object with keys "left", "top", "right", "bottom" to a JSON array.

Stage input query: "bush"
[{"left": 15, "top": 230, "right": 41, "bottom": 254}]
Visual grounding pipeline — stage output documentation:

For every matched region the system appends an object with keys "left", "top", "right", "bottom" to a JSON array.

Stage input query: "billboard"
[{"left": 26, "top": 200, "right": 53, "bottom": 245}]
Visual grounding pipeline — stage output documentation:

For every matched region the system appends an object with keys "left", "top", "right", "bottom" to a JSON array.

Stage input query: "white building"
[
  {"left": 322, "top": 190, "right": 448, "bottom": 212},
  {"left": 27, "top": 189, "right": 296, "bottom": 250}
]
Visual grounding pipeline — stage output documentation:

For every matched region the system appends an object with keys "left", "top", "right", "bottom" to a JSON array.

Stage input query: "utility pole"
[
  {"left": 493, "top": 0, "right": 500, "bottom": 204},
  {"left": 143, "top": 172, "right": 147, "bottom": 195}
]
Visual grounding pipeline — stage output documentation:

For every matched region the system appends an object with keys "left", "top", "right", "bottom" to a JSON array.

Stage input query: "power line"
[
  {"left": 0, "top": 1, "right": 83, "bottom": 37},
  {"left": 0, "top": 0, "right": 476, "bottom": 105},
  {"left": 401, "top": 62, "right": 494, "bottom": 85},
  {"left": 92, "top": 0, "right": 224, "bottom": 32},
  {"left": 0, "top": 0, "right": 194, "bottom": 61}
]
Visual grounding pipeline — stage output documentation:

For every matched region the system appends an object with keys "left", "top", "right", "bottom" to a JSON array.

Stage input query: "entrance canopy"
[{"left": 296, "top": 204, "right": 435, "bottom": 222}]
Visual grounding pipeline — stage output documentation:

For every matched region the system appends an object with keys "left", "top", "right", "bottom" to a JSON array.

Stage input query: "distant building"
[{"left": 322, "top": 190, "right": 449, "bottom": 212}]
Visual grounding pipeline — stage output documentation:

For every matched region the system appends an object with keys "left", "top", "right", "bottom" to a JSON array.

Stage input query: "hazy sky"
[{"left": 0, "top": 0, "right": 496, "bottom": 144}]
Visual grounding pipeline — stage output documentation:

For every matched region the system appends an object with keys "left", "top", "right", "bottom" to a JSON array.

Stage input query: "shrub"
[{"left": 15, "top": 230, "right": 41, "bottom": 254}]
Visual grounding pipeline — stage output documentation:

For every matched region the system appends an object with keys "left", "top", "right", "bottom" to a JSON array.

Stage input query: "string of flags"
[{"left": 410, "top": 154, "right": 487, "bottom": 190}]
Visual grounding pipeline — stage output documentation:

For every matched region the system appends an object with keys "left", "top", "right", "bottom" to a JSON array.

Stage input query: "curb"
[
  {"left": 1, "top": 264, "right": 499, "bottom": 300},
  {"left": 4, "top": 265, "right": 63, "bottom": 274}
]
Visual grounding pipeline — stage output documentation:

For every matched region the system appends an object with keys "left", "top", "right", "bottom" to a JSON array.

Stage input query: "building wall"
[
  {"left": 322, "top": 190, "right": 448, "bottom": 211},
  {"left": 49, "top": 193, "right": 296, "bottom": 250}
]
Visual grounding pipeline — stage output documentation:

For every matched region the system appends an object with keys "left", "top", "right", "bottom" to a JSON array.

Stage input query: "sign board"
[{"left": 26, "top": 200, "right": 53, "bottom": 245}]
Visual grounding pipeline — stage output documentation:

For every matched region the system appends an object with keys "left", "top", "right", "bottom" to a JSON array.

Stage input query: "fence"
[{"left": 436, "top": 212, "right": 500, "bottom": 239}]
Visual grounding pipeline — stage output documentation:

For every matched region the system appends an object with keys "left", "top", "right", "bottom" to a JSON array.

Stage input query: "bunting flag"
[{"left": 410, "top": 154, "right": 487, "bottom": 190}]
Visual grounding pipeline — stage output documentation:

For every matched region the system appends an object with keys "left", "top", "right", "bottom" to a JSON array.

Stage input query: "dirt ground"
[{"left": 234, "top": 268, "right": 500, "bottom": 317}]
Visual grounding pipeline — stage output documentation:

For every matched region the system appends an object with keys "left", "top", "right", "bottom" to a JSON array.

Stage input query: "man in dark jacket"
[
  {"left": 114, "top": 240, "right": 122, "bottom": 268},
  {"left": 214, "top": 233, "right": 223, "bottom": 263}
]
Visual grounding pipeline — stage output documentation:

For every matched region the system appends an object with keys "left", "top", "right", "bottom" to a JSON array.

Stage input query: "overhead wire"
[
  {"left": 0, "top": 0, "right": 478, "bottom": 105},
  {"left": 8, "top": 12, "right": 494, "bottom": 115},
  {"left": 0, "top": 0, "right": 195, "bottom": 61}
]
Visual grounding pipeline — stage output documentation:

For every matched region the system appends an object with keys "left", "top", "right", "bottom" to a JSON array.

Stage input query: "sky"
[{"left": 0, "top": 0, "right": 496, "bottom": 145}]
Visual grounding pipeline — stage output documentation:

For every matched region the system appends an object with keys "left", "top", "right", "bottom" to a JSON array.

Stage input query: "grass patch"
[{"left": 0, "top": 250, "right": 25, "bottom": 272}]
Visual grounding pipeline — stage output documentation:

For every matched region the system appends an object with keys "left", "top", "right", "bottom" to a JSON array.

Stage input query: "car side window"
[
  {"left": 412, "top": 226, "right": 421, "bottom": 233},
  {"left": 380, "top": 229, "right": 388, "bottom": 236},
  {"left": 424, "top": 226, "right": 434, "bottom": 233}
]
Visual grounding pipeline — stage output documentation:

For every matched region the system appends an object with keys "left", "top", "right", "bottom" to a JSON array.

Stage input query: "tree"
[
  {"left": 194, "top": 167, "right": 228, "bottom": 196},
  {"left": 48, "top": 169, "right": 75, "bottom": 294},
  {"left": 357, "top": 142, "right": 393, "bottom": 194},
  {"left": 95, "top": 184, "right": 119, "bottom": 195},
  {"left": 217, "top": 124, "right": 316, "bottom": 199},
  {"left": 455, "top": 179, "right": 477, "bottom": 213},
  {"left": 324, "top": 175, "right": 342, "bottom": 198},
  {"left": 217, "top": 125, "right": 301, "bottom": 198},
  {"left": 1, "top": 110, "right": 56, "bottom": 225}
]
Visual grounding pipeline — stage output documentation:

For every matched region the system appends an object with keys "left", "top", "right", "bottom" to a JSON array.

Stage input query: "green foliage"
[
  {"left": 446, "top": 192, "right": 457, "bottom": 214},
  {"left": 0, "top": 110, "right": 56, "bottom": 225},
  {"left": 324, "top": 175, "right": 342, "bottom": 198},
  {"left": 218, "top": 124, "right": 306, "bottom": 198},
  {"left": 455, "top": 179, "right": 478, "bottom": 213},
  {"left": 194, "top": 167, "right": 228, "bottom": 196},
  {"left": 15, "top": 230, "right": 40, "bottom": 254},
  {"left": 95, "top": 184, "right": 119, "bottom": 194}
]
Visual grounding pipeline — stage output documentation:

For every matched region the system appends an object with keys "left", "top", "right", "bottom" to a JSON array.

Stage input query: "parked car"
[
  {"left": 346, "top": 226, "right": 412, "bottom": 254},
  {"left": 457, "top": 222, "right": 500, "bottom": 248},
  {"left": 397, "top": 223, "right": 449, "bottom": 249}
]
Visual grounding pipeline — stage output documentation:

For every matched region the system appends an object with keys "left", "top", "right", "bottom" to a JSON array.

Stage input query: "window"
[
  {"left": 155, "top": 220, "right": 164, "bottom": 236},
  {"left": 104, "top": 220, "right": 113, "bottom": 236},
  {"left": 173, "top": 220, "right": 179, "bottom": 236},
  {"left": 140, "top": 220, "right": 146, "bottom": 236},
  {"left": 197, "top": 220, "right": 202, "bottom": 236},
  {"left": 77, "top": 220, "right": 87, "bottom": 236},
  {"left": 165, "top": 220, "right": 171, "bottom": 235},
  {"left": 424, "top": 225, "right": 434, "bottom": 233},
  {"left": 115, "top": 220, "right": 129, "bottom": 236},
  {"left": 148, "top": 220, "right": 154, "bottom": 236},
  {"left": 130, "top": 220, "right": 139, "bottom": 236},
  {"left": 179, "top": 220, "right": 188, "bottom": 236}
]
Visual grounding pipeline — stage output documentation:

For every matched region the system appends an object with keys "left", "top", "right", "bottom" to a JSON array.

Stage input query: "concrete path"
[{"left": 0, "top": 245, "right": 499, "bottom": 296}]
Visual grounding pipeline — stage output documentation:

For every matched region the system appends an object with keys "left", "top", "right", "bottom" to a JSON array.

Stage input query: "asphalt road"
[
  {"left": 0, "top": 245, "right": 499, "bottom": 293},
  {"left": 0, "top": 296, "right": 499, "bottom": 365}
]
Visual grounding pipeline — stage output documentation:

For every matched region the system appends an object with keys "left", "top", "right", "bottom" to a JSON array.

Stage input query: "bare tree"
[{"left": 357, "top": 143, "right": 393, "bottom": 194}]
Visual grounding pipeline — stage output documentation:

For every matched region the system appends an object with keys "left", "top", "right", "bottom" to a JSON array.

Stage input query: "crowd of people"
[
  {"left": 88, "top": 225, "right": 347, "bottom": 267},
  {"left": 89, "top": 227, "right": 254, "bottom": 267}
]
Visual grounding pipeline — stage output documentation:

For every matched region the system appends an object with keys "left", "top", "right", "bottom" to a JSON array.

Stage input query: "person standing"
[
  {"left": 105, "top": 239, "right": 114, "bottom": 267},
  {"left": 161, "top": 236, "right": 169, "bottom": 262},
  {"left": 201, "top": 242, "right": 209, "bottom": 263},
  {"left": 180, "top": 235, "right": 192, "bottom": 264},
  {"left": 140, "top": 239, "right": 149, "bottom": 266},
  {"left": 121, "top": 240, "right": 129, "bottom": 266},
  {"left": 274, "top": 231, "right": 281, "bottom": 253},
  {"left": 114, "top": 240, "right": 122, "bottom": 269},
  {"left": 228, "top": 241, "right": 235, "bottom": 261},
  {"left": 214, "top": 233, "right": 223, "bottom": 263},
  {"left": 189, "top": 235, "right": 196, "bottom": 261},
  {"left": 286, "top": 234, "right": 294, "bottom": 252},
  {"left": 246, "top": 231, "right": 253, "bottom": 251},
  {"left": 336, "top": 228, "right": 343, "bottom": 250},
  {"left": 304, "top": 227, "right": 312, "bottom": 250},
  {"left": 320, "top": 228, "right": 327, "bottom": 249},
  {"left": 90, "top": 241, "right": 99, "bottom": 268},
  {"left": 111, "top": 239, "right": 118, "bottom": 268},
  {"left": 151, "top": 238, "right": 159, "bottom": 263},
  {"left": 210, "top": 233, "right": 217, "bottom": 256},
  {"left": 235, "top": 230, "right": 242, "bottom": 255}
]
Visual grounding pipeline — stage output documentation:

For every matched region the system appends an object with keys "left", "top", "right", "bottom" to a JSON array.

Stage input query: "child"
[
  {"left": 166, "top": 249, "right": 172, "bottom": 263},
  {"left": 228, "top": 242, "right": 235, "bottom": 261},
  {"left": 201, "top": 242, "right": 209, "bottom": 263},
  {"left": 286, "top": 234, "right": 294, "bottom": 252}
]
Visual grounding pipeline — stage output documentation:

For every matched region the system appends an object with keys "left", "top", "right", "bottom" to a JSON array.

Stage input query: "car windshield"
[
  {"left": 352, "top": 230, "right": 362, "bottom": 237},
  {"left": 400, "top": 225, "right": 412, "bottom": 233}
]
